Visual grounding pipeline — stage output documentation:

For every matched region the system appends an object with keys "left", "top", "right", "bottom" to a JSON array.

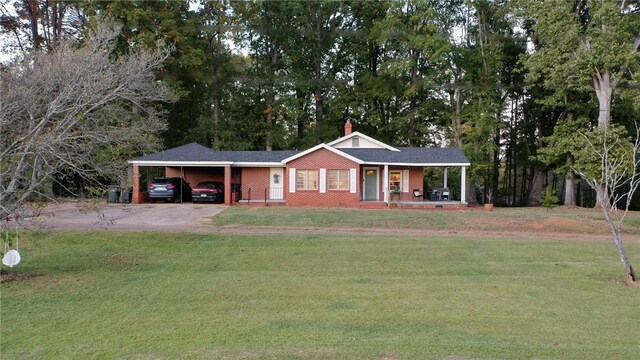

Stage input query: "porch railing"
[
  {"left": 266, "top": 187, "right": 284, "bottom": 201},
  {"left": 240, "top": 187, "right": 284, "bottom": 202}
]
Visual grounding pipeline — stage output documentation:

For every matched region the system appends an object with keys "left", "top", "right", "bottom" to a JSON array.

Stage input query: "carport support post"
[
  {"left": 224, "top": 165, "right": 232, "bottom": 205},
  {"left": 132, "top": 165, "right": 141, "bottom": 204}
]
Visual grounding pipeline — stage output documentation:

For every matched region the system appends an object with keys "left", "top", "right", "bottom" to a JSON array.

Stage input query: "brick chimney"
[{"left": 344, "top": 119, "right": 352, "bottom": 136}]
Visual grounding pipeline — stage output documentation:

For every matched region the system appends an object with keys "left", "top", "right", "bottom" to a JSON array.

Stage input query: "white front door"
[{"left": 269, "top": 168, "right": 284, "bottom": 200}]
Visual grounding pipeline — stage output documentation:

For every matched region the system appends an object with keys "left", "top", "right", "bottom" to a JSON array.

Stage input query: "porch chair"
[{"left": 413, "top": 189, "right": 423, "bottom": 201}]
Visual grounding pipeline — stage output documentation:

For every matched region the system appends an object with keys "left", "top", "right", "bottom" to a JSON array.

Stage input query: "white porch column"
[
  {"left": 383, "top": 165, "right": 389, "bottom": 203},
  {"left": 460, "top": 166, "right": 467, "bottom": 204},
  {"left": 444, "top": 167, "right": 448, "bottom": 188}
]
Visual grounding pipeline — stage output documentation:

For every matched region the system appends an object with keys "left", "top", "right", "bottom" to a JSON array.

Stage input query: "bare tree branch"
[
  {"left": 0, "top": 18, "right": 178, "bottom": 219},
  {"left": 573, "top": 124, "right": 640, "bottom": 286}
]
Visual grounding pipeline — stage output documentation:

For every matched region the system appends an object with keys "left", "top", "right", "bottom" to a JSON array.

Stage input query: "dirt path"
[
  {"left": 17, "top": 202, "right": 640, "bottom": 243},
  {"left": 21, "top": 202, "right": 226, "bottom": 231}
]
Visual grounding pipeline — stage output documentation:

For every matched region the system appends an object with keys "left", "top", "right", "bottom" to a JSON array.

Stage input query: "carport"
[{"left": 128, "top": 144, "right": 236, "bottom": 205}]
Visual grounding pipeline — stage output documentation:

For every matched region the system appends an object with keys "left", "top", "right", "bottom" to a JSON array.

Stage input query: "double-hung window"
[
  {"left": 389, "top": 171, "right": 402, "bottom": 192},
  {"left": 296, "top": 170, "right": 318, "bottom": 190},
  {"left": 328, "top": 170, "right": 349, "bottom": 191}
]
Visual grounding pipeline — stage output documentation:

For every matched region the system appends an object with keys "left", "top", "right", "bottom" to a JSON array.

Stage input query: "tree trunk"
[
  {"left": 295, "top": 89, "right": 306, "bottom": 140},
  {"left": 467, "top": 182, "right": 477, "bottom": 205},
  {"left": 25, "top": 0, "right": 41, "bottom": 49},
  {"left": 593, "top": 71, "right": 612, "bottom": 129},
  {"left": 211, "top": 30, "right": 222, "bottom": 149},
  {"left": 598, "top": 188, "right": 638, "bottom": 285},
  {"left": 528, "top": 168, "right": 544, "bottom": 206},
  {"left": 265, "top": 39, "right": 278, "bottom": 151},
  {"left": 564, "top": 154, "right": 576, "bottom": 206},
  {"left": 592, "top": 71, "right": 611, "bottom": 207},
  {"left": 212, "top": 96, "right": 221, "bottom": 149},
  {"left": 265, "top": 102, "right": 273, "bottom": 151},
  {"left": 313, "top": 21, "right": 323, "bottom": 125},
  {"left": 315, "top": 90, "right": 323, "bottom": 125},
  {"left": 492, "top": 130, "right": 500, "bottom": 201},
  {"left": 451, "top": 86, "right": 463, "bottom": 148},
  {"left": 408, "top": 50, "right": 419, "bottom": 146}
]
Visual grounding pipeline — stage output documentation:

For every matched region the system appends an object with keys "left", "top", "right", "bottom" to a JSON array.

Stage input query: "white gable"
[
  {"left": 332, "top": 136, "right": 383, "bottom": 149},
  {"left": 327, "top": 131, "right": 399, "bottom": 151}
]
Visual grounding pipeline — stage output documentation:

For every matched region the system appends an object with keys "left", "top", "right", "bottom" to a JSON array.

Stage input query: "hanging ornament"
[
  {"left": 2, "top": 215, "right": 20, "bottom": 267},
  {"left": 2, "top": 250, "right": 20, "bottom": 267}
]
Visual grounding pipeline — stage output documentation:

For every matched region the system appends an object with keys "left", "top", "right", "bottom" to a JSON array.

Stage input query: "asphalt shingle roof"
[
  {"left": 133, "top": 143, "right": 469, "bottom": 165},
  {"left": 340, "top": 147, "right": 469, "bottom": 164},
  {"left": 133, "top": 143, "right": 299, "bottom": 163},
  {"left": 133, "top": 143, "right": 219, "bottom": 162},
  {"left": 219, "top": 150, "right": 300, "bottom": 162}
]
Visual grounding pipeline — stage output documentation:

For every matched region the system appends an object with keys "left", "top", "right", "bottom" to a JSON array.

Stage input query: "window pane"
[
  {"left": 328, "top": 170, "right": 338, "bottom": 190},
  {"left": 296, "top": 170, "right": 318, "bottom": 190},
  {"left": 328, "top": 170, "right": 349, "bottom": 190},
  {"left": 339, "top": 175, "right": 349, "bottom": 190},
  {"left": 309, "top": 170, "right": 318, "bottom": 190},
  {"left": 296, "top": 171, "right": 305, "bottom": 190},
  {"left": 390, "top": 171, "right": 401, "bottom": 191}
]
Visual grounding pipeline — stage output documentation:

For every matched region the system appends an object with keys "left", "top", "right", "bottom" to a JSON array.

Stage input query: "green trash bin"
[{"left": 108, "top": 186, "right": 120, "bottom": 203}]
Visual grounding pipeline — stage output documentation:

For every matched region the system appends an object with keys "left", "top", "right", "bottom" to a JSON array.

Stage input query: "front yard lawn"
[
  {"left": 2, "top": 230, "right": 639, "bottom": 359},
  {"left": 212, "top": 206, "right": 640, "bottom": 235}
]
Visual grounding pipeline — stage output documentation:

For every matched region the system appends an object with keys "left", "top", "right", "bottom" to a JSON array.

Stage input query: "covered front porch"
[{"left": 359, "top": 164, "right": 468, "bottom": 208}]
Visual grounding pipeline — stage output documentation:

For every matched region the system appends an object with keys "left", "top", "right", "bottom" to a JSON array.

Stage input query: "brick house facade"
[
  {"left": 129, "top": 125, "right": 470, "bottom": 208},
  {"left": 285, "top": 148, "right": 361, "bottom": 207}
]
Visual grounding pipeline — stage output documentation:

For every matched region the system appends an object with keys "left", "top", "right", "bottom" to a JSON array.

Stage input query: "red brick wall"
[
  {"left": 286, "top": 148, "right": 361, "bottom": 206},
  {"left": 241, "top": 167, "right": 270, "bottom": 201},
  {"left": 409, "top": 168, "right": 424, "bottom": 196},
  {"left": 158, "top": 163, "right": 425, "bottom": 206}
]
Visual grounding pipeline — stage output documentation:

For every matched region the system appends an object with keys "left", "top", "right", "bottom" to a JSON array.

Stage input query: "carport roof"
[
  {"left": 130, "top": 142, "right": 469, "bottom": 166},
  {"left": 130, "top": 143, "right": 300, "bottom": 165},
  {"left": 132, "top": 143, "right": 220, "bottom": 162}
]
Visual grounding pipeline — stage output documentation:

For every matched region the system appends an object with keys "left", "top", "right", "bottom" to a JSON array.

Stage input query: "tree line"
[{"left": 2, "top": 0, "right": 639, "bottom": 208}]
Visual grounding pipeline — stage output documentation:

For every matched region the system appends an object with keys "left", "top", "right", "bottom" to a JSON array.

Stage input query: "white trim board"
[
  {"left": 281, "top": 143, "right": 364, "bottom": 164},
  {"left": 361, "top": 162, "right": 471, "bottom": 167},
  {"left": 128, "top": 160, "right": 233, "bottom": 166}
]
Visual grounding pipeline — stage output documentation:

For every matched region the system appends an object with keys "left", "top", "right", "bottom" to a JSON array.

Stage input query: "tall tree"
[
  {"left": 0, "top": 0, "right": 86, "bottom": 54},
  {"left": 93, "top": 0, "right": 207, "bottom": 148},
  {"left": 347, "top": 0, "right": 397, "bottom": 144},
  {"left": 232, "top": 1, "right": 299, "bottom": 151},
  {"left": 374, "top": 0, "right": 451, "bottom": 147},
  {"left": 522, "top": 0, "right": 640, "bottom": 207},
  {"left": 523, "top": 0, "right": 640, "bottom": 129},
  {"left": 0, "top": 20, "right": 177, "bottom": 218},
  {"left": 195, "top": 0, "right": 237, "bottom": 150},
  {"left": 455, "top": 1, "right": 524, "bottom": 204}
]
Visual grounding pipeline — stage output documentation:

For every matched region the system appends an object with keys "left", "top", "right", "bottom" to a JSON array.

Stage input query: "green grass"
[
  {"left": 212, "top": 206, "right": 640, "bottom": 235},
  {"left": 2, "top": 230, "right": 639, "bottom": 359}
]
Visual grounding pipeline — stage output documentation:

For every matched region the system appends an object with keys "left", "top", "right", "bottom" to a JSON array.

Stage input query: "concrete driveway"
[{"left": 26, "top": 202, "right": 227, "bottom": 231}]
